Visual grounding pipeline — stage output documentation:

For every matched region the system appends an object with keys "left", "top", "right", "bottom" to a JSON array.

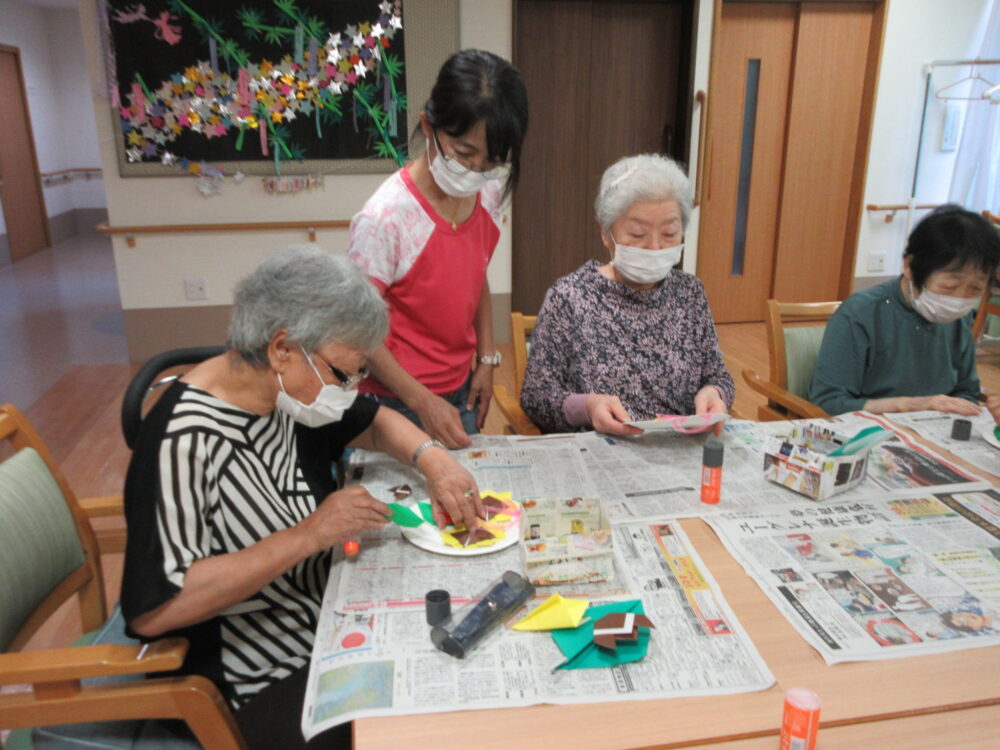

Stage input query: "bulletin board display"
[{"left": 99, "top": 0, "right": 458, "bottom": 176}]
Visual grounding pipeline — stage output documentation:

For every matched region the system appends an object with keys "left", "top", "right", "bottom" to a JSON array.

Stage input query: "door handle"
[{"left": 694, "top": 90, "right": 708, "bottom": 207}]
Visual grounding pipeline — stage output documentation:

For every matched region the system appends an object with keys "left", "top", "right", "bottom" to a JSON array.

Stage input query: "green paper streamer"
[
  {"left": 133, "top": 72, "right": 154, "bottom": 104},
  {"left": 235, "top": 126, "right": 245, "bottom": 151},
  {"left": 387, "top": 503, "right": 425, "bottom": 528},
  {"left": 294, "top": 25, "right": 304, "bottom": 63}
]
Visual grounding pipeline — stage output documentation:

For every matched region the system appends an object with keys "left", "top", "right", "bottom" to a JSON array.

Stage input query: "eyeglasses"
[
  {"left": 314, "top": 354, "right": 369, "bottom": 390},
  {"left": 432, "top": 130, "right": 511, "bottom": 181}
]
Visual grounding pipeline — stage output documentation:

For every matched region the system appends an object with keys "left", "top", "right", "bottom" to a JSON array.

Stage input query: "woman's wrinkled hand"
[
  {"left": 414, "top": 392, "right": 472, "bottom": 449},
  {"left": 586, "top": 394, "right": 643, "bottom": 436},
  {"left": 298, "top": 486, "right": 391, "bottom": 554},
  {"left": 466, "top": 364, "right": 494, "bottom": 430},
  {"left": 917, "top": 394, "right": 981, "bottom": 416},
  {"left": 419, "top": 450, "right": 483, "bottom": 529},
  {"left": 985, "top": 394, "right": 999, "bottom": 424},
  {"left": 694, "top": 385, "right": 728, "bottom": 435}
]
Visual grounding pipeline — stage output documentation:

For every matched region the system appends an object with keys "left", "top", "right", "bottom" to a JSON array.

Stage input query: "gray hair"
[
  {"left": 227, "top": 245, "right": 388, "bottom": 367},
  {"left": 594, "top": 154, "right": 693, "bottom": 234}
]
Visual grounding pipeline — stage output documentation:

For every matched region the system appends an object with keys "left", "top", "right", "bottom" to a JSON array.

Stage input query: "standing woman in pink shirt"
[{"left": 347, "top": 49, "right": 528, "bottom": 449}]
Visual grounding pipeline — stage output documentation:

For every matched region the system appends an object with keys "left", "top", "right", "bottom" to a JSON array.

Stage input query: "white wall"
[
  {"left": 49, "top": 7, "right": 106, "bottom": 209},
  {"left": 462, "top": 0, "right": 513, "bottom": 295},
  {"left": 856, "top": 0, "right": 993, "bottom": 279},
  {"left": 0, "top": 0, "right": 105, "bottom": 233}
]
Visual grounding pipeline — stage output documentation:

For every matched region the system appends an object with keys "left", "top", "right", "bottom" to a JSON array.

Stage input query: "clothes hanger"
[{"left": 936, "top": 62, "right": 997, "bottom": 101}]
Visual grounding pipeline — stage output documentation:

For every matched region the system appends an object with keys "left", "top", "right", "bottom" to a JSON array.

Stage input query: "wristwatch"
[
  {"left": 479, "top": 351, "right": 502, "bottom": 366},
  {"left": 411, "top": 439, "right": 446, "bottom": 467}
]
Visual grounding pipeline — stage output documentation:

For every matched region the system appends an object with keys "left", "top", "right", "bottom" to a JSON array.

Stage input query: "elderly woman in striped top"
[
  {"left": 521, "top": 154, "right": 734, "bottom": 435},
  {"left": 121, "top": 246, "right": 481, "bottom": 749}
]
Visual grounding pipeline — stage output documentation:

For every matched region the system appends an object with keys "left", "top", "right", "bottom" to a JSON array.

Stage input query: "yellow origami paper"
[{"left": 512, "top": 594, "right": 589, "bottom": 631}]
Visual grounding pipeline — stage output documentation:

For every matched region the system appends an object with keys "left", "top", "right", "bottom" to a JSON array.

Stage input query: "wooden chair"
[
  {"left": 971, "top": 210, "right": 1000, "bottom": 342},
  {"left": 742, "top": 300, "right": 840, "bottom": 421},
  {"left": 492, "top": 313, "right": 542, "bottom": 435},
  {"left": 0, "top": 403, "right": 246, "bottom": 750}
]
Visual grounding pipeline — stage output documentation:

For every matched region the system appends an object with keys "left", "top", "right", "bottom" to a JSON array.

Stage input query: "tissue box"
[
  {"left": 520, "top": 498, "right": 614, "bottom": 586},
  {"left": 763, "top": 424, "right": 870, "bottom": 500}
]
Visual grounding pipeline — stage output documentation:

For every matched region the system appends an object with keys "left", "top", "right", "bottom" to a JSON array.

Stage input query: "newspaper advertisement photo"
[
  {"left": 301, "top": 516, "right": 773, "bottom": 739},
  {"left": 708, "top": 490, "right": 1000, "bottom": 664}
]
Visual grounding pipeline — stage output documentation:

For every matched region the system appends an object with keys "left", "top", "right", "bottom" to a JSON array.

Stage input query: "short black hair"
[
  {"left": 905, "top": 204, "right": 1000, "bottom": 290},
  {"left": 421, "top": 49, "right": 529, "bottom": 198}
]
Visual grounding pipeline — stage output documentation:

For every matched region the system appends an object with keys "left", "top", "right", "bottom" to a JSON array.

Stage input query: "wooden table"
[{"left": 354, "top": 432, "right": 1000, "bottom": 749}]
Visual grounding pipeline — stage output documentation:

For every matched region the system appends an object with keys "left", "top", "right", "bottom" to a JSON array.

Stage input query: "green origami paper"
[
  {"left": 551, "top": 600, "right": 651, "bottom": 670},
  {"left": 387, "top": 502, "right": 425, "bottom": 528},
  {"left": 418, "top": 500, "right": 437, "bottom": 525}
]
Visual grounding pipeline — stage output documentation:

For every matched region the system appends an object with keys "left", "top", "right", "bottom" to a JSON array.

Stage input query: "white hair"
[
  {"left": 594, "top": 154, "right": 693, "bottom": 234},
  {"left": 227, "top": 245, "right": 388, "bottom": 367}
]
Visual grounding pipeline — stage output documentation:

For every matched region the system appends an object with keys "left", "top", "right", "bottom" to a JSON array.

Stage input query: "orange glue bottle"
[
  {"left": 701, "top": 437, "right": 724, "bottom": 504},
  {"left": 779, "top": 687, "right": 821, "bottom": 750}
]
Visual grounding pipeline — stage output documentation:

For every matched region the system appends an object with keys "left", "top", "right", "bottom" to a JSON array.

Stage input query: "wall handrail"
[
  {"left": 865, "top": 202, "right": 941, "bottom": 223},
  {"left": 40, "top": 168, "right": 103, "bottom": 187},
  {"left": 97, "top": 219, "right": 352, "bottom": 247}
]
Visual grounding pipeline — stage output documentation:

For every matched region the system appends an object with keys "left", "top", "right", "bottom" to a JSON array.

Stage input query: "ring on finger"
[{"left": 463, "top": 489, "right": 475, "bottom": 499}]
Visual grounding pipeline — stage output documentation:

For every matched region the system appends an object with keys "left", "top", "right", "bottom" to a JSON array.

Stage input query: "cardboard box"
[
  {"left": 763, "top": 424, "right": 870, "bottom": 501},
  {"left": 520, "top": 498, "right": 614, "bottom": 586}
]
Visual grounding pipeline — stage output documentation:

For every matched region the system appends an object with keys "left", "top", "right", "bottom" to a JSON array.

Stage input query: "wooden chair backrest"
[
  {"left": 511, "top": 313, "right": 538, "bottom": 397},
  {"left": 765, "top": 300, "right": 841, "bottom": 391},
  {"left": 0, "top": 404, "right": 106, "bottom": 650}
]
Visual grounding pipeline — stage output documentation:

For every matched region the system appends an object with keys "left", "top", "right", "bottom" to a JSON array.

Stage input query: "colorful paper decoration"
[
  {"left": 551, "top": 600, "right": 655, "bottom": 670},
  {"left": 262, "top": 174, "right": 325, "bottom": 193},
  {"left": 103, "top": 1, "right": 409, "bottom": 173},
  {"left": 512, "top": 594, "right": 589, "bottom": 631}
]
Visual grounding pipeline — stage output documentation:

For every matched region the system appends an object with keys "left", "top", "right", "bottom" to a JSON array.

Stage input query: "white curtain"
[{"left": 949, "top": 0, "right": 1000, "bottom": 212}]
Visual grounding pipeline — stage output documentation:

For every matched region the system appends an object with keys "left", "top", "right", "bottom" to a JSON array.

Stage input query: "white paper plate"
[
  {"left": 982, "top": 425, "right": 1000, "bottom": 451},
  {"left": 399, "top": 501, "right": 521, "bottom": 557},
  {"left": 626, "top": 412, "right": 730, "bottom": 434}
]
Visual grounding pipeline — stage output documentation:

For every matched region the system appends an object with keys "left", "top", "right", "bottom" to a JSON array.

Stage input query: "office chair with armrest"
[
  {"left": 492, "top": 313, "right": 542, "bottom": 435},
  {"left": 971, "top": 210, "right": 1000, "bottom": 342},
  {"left": 742, "top": 300, "right": 839, "bottom": 421},
  {"left": 0, "top": 403, "right": 247, "bottom": 750},
  {"left": 121, "top": 346, "right": 226, "bottom": 450},
  {"left": 74, "top": 346, "right": 228, "bottom": 560}
]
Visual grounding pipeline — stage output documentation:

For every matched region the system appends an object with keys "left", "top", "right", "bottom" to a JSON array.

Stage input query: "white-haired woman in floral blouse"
[{"left": 521, "top": 154, "right": 734, "bottom": 435}]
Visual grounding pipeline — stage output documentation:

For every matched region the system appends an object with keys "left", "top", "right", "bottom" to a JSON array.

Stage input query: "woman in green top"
[{"left": 809, "top": 205, "right": 999, "bottom": 417}]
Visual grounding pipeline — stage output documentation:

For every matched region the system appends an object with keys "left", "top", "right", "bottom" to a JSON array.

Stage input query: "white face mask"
[
  {"left": 611, "top": 238, "right": 683, "bottom": 285},
  {"left": 908, "top": 280, "right": 979, "bottom": 324},
  {"left": 275, "top": 347, "right": 358, "bottom": 428},
  {"left": 427, "top": 133, "right": 493, "bottom": 198}
]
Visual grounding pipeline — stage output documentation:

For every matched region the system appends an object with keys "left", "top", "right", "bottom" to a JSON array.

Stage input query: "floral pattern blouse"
[{"left": 520, "top": 260, "right": 735, "bottom": 433}]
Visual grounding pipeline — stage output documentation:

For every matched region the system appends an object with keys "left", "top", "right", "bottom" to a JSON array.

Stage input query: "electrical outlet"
[
  {"left": 184, "top": 277, "right": 208, "bottom": 301},
  {"left": 867, "top": 253, "right": 886, "bottom": 274}
]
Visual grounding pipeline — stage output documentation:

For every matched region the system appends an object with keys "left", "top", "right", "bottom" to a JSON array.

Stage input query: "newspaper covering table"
[
  {"left": 301, "top": 456, "right": 774, "bottom": 738},
  {"left": 302, "top": 412, "right": 996, "bottom": 737},
  {"left": 569, "top": 412, "right": 991, "bottom": 522},
  {"left": 883, "top": 410, "right": 999, "bottom": 478},
  {"left": 707, "top": 488, "right": 1000, "bottom": 663}
]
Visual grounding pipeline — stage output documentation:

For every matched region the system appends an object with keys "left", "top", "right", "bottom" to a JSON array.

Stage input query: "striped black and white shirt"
[{"left": 121, "top": 380, "right": 377, "bottom": 707}]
